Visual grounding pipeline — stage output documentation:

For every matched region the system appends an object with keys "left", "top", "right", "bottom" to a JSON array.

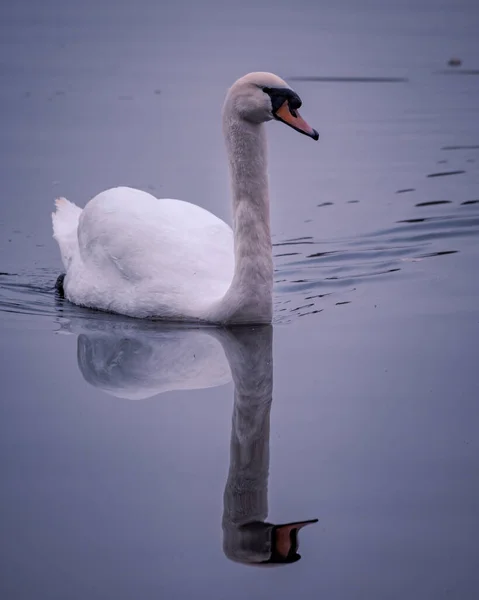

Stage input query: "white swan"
[{"left": 52, "top": 72, "right": 318, "bottom": 324}]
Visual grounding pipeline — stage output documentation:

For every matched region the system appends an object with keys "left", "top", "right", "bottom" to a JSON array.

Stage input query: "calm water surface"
[{"left": 1, "top": 1, "right": 479, "bottom": 598}]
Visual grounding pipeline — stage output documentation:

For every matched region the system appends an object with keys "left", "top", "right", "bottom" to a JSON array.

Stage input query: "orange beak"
[{"left": 274, "top": 101, "right": 319, "bottom": 140}]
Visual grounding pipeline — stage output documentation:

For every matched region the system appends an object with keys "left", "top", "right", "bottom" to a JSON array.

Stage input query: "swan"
[{"left": 52, "top": 72, "right": 318, "bottom": 324}]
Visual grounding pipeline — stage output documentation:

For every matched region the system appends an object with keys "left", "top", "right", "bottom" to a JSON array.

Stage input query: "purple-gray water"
[{"left": 1, "top": 1, "right": 478, "bottom": 598}]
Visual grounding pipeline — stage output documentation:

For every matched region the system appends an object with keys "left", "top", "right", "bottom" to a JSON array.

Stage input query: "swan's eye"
[{"left": 262, "top": 86, "right": 272, "bottom": 94}]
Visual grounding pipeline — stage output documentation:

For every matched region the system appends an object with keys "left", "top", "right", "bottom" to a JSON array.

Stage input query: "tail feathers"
[{"left": 52, "top": 197, "right": 82, "bottom": 269}]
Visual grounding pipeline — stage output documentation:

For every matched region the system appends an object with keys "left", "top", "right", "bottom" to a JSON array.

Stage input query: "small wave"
[
  {"left": 0, "top": 270, "right": 59, "bottom": 318},
  {"left": 1, "top": 201, "right": 478, "bottom": 326},
  {"left": 441, "top": 145, "right": 479, "bottom": 151},
  {"left": 435, "top": 70, "right": 479, "bottom": 76},
  {"left": 426, "top": 171, "right": 466, "bottom": 178},
  {"left": 272, "top": 202, "right": 479, "bottom": 317},
  {"left": 0, "top": 269, "right": 133, "bottom": 326}
]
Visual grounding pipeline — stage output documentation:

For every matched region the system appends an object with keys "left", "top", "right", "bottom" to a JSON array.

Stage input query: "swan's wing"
[
  {"left": 52, "top": 197, "right": 82, "bottom": 269},
  {"left": 73, "top": 187, "right": 234, "bottom": 316}
]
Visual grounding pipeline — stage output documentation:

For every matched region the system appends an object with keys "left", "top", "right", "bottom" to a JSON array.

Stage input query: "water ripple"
[
  {"left": 1, "top": 200, "right": 478, "bottom": 325},
  {"left": 0, "top": 269, "right": 126, "bottom": 326},
  {"left": 273, "top": 202, "right": 479, "bottom": 318}
]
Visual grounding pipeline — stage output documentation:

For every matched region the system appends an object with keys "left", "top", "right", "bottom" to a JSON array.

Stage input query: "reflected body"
[
  {"left": 76, "top": 323, "right": 231, "bottom": 399},
  {"left": 74, "top": 318, "right": 317, "bottom": 563}
]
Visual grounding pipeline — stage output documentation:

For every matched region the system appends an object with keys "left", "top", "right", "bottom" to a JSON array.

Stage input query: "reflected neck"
[{"left": 221, "top": 325, "right": 273, "bottom": 529}]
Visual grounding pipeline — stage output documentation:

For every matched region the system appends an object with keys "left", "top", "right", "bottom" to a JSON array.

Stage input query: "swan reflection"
[
  {"left": 221, "top": 326, "right": 317, "bottom": 565},
  {"left": 75, "top": 322, "right": 230, "bottom": 399},
  {"left": 71, "top": 319, "right": 317, "bottom": 564}
]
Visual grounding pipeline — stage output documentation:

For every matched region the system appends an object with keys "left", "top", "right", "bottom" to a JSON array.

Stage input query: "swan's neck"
[{"left": 217, "top": 114, "right": 273, "bottom": 324}]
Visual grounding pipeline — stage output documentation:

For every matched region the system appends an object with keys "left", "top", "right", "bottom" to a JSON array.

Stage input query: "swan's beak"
[{"left": 274, "top": 101, "right": 319, "bottom": 141}]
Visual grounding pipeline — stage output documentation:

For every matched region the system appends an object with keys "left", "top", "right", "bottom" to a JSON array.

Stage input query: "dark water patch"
[
  {"left": 324, "top": 268, "right": 401, "bottom": 281},
  {"left": 289, "top": 76, "right": 408, "bottom": 83},
  {"left": 418, "top": 250, "right": 458, "bottom": 258},
  {"left": 273, "top": 235, "right": 316, "bottom": 248},
  {"left": 435, "top": 70, "right": 479, "bottom": 75},
  {"left": 441, "top": 145, "right": 479, "bottom": 151},
  {"left": 416, "top": 200, "right": 452, "bottom": 207},
  {"left": 317, "top": 202, "right": 333, "bottom": 207},
  {"left": 291, "top": 303, "right": 314, "bottom": 312},
  {"left": 273, "top": 241, "right": 315, "bottom": 247},
  {"left": 398, "top": 218, "right": 426, "bottom": 223},
  {"left": 277, "top": 267, "right": 402, "bottom": 297},
  {"left": 376, "top": 227, "right": 477, "bottom": 245},
  {"left": 274, "top": 252, "right": 300, "bottom": 257},
  {"left": 336, "top": 301, "right": 351, "bottom": 305},
  {"left": 359, "top": 214, "right": 479, "bottom": 242},
  {"left": 347, "top": 200, "right": 360, "bottom": 203},
  {"left": 276, "top": 236, "right": 313, "bottom": 243},
  {"left": 301, "top": 246, "right": 423, "bottom": 266},
  {"left": 307, "top": 251, "right": 338, "bottom": 259},
  {"left": 396, "top": 188, "right": 415, "bottom": 194},
  {"left": 305, "top": 293, "right": 331, "bottom": 300},
  {"left": 461, "top": 200, "right": 479, "bottom": 205},
  {"left": 426, "top": 171, "right": 465, "bottom": 178},
  {"left": 298, "top": 309, "right": 323, "bottom": 317}
]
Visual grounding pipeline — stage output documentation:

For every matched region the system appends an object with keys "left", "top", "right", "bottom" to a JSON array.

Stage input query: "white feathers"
[
  {"left": 52, "top": 198, "right": 82, "bottom": 269},
  {"left": 53, "top": 186, "right": 235, "bottom": 320},
  {"left": 51, "top": 72, "right": 302, "bottom": 323}
]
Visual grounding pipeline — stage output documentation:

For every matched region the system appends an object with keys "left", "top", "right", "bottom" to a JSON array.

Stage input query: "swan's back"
[{"left": 55, "top": 187, "right": 234, "bottom": 319}]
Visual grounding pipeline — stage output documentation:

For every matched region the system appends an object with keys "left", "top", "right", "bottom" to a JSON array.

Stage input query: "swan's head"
[{"left": 225, "top": 72, "right": 319, "bottom": 140}]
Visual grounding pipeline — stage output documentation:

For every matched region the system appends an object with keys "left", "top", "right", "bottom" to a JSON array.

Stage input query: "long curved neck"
[{"left": 216, "top": 111, "right": 273, "bottom": 324}]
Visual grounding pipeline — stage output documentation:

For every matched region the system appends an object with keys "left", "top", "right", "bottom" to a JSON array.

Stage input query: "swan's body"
[
  {"left": 52, "top": 72, "right": 318, "bottom": 324},
  {"left": 54, "top": 189, "right": 234, "bottom": 320}
]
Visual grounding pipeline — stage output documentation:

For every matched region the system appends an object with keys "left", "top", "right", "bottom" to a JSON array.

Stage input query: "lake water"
[{"left": 1, "top": 0, "right": 479, "bottom": 598}]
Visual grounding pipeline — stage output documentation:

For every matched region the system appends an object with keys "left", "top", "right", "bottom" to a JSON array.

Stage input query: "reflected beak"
[
  {"left": 272, "top": 519, "right": 319, "bottom": 560},
  {"left": 274, "top": 101, "right": 319, "bottom": 140}
]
